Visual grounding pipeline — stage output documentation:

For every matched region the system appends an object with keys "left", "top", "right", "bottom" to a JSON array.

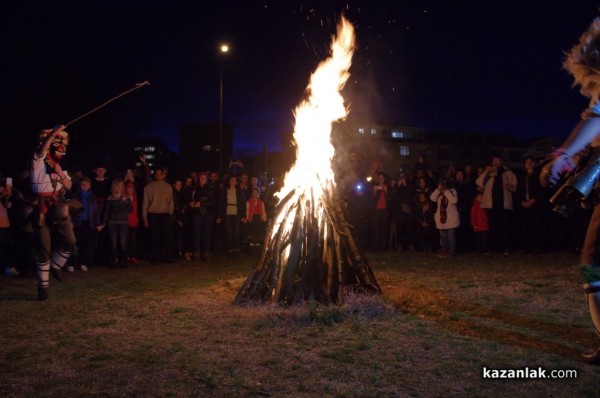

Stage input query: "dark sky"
[{"left": 3, "top": 0, "right": 599, "bottom": 164}]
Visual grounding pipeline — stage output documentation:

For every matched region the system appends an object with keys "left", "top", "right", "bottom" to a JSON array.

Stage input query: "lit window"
[
  {"left": 391, "top": 130, "right": 403, "bottom": 139},
  {"left": 370, "top": 128, "right": 377, "bottom": 135},
  {"left": 202, "top": 145, "right": 212, "bottom": 151},
  {"left": 145, "top": 154, "right": 154, "bottom": 159},
  {"left": 400, "top": 146, "right": 410, "bottom": 156},
  {"left": 358, "top": 128, "right": 365, "bottom": 135}
]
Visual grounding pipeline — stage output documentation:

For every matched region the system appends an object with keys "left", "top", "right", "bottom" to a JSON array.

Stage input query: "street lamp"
[{"left": 219, "top": 44, "right": 229, "bottom": 174}]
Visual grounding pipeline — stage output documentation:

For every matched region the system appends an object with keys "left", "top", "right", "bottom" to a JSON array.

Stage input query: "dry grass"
[{"left": 1, "top": 251, "right": 599, "bottom": 397}]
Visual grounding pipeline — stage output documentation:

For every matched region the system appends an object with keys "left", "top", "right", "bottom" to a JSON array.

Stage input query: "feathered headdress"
[{"left": 564, "top": 18, "right": 600, "bottom": 105}]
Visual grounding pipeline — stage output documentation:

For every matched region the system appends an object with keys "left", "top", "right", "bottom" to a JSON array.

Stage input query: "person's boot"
[
  {"left": 581, "top": 347, "right": 600, "bottom": 364},
  {"left": 37, "top": 286, "right": 49, "bottom": 301}
]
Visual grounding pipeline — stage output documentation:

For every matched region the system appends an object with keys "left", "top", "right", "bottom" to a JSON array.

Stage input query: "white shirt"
[{"left": 31, "top": 152, "right": 70, "bottom": 194}]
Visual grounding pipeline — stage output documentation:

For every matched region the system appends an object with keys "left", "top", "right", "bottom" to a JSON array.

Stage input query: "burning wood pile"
[{"left": 235, "top": 16, "right": 381, "bottom": 305}]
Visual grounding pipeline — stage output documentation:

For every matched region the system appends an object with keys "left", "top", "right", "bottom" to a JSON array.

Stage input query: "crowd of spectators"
[
  {"left": 0, "top": 157, "right": 278, "bottom": 278},
  {"left": 341, "top": 154, "right": 590, "bottom": 258},
  {"left": 0, "top": 152, "right": 590, "bottom": 278}
]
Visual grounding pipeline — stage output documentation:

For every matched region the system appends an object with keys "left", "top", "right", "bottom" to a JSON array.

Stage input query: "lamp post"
[{"left": 219, "top": 44, "right": 229, "bottom": 174}]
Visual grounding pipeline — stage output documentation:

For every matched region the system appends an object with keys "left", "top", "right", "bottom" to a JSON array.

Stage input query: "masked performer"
[
  {"left": 31, "top": 125, "right": 76, "bottom": 300},
  {"left": 543, "top": 18, "right": 600, "bottom": 364}
]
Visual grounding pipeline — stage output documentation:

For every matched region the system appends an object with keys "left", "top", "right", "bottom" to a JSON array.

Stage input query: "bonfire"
[{"left": 235, "top": 16, "right": 381, "bottom": 305}]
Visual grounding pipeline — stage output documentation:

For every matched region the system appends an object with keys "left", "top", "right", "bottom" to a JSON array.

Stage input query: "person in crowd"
[
  {"left": 91, "top": 163, "right": 111, "bottom": 266},
  {"left": 142, "top": 166, "right": 175, "bottom": 263},
  {"left": 99, "top": 179, "right": 132, "bottom": 267},
  {"left": 413, "top": 154, "right": 434, "bottom": 182},
  {"left": 250, "top": 175, "right": 263, "bottom": 196},
  {"left": 6, "top": 176, "right": 34, "bottom": 277},
  {"left": 389, "top": 171, "right": 415, "bottom": 251},
  {"left": 124, "top": 178, "right": 140, "bottom": 263},
  {"left": 30, "top": 125, "right": 76, "bottom": 300},
  {"left": 245, "top": 187, "right": 267, "bottom": 253},
  {"left": 346, "top": 181, "right": 371, "bottom": 251},
  {"left": 209, "top": 170, "right": 224, "bottom": 253},
  {"left": 444, "top": 162, "right": 457, "bottom": 186},
  {"left": 263, "top": 175, "right": 282, "bottom": 220},
  {"left": 470, "top": 188, "right": 489, "bottom": 253},
  {"left": 216, "top": 175, "right": 246, "bottom": 256},
  {"left": 454, "top": 169, "right": 475, "bottom": 253},
  {"left": 228, "top": 159, "right": 244, "bottom": 176},
  {"left": 186, "top": 172, "right": 216, "bottom": 261},
  {"left": 181, "top": 175, "right": 195, "bottom": 261},
  {"left": 542, "top": 18, "right": 600, "bottom": 363},
  {"left": 367, "top": 159, "right": 384, "bottom": 184},
  {"left": 463, "top": 163, "right": 475, "bottom": 184},
  {"left": 430, "top": 178, "right": 459, "bottom": 257},
  {"left": 208, "top": 171, "right": 222, "bottom": 192},
  {"left": 476, "top": 155, "right": 517, "bottom": 254},
  {"left": 414, "top": 192, "right": 436, "bottom": 253},
  {"left": 414, "top": 176, "right": 432, "bottom": 199},
  {"left": 238, "top": 173, "right": 252, "bottom": 200},
  {"left": 172, "top": 179, "right": 185, "bottom": 259},
  {"left": 515, "top": 156, "right": 545, "bottom": 253},
  {"left": 371, "top": 172, "right": 390, "bottom": 251},
  {"left": 0, "top": 181, "right": 16, "bottom": 277},
  {"left": 68, "top": 177, "right": 100, "bottom": 271}
]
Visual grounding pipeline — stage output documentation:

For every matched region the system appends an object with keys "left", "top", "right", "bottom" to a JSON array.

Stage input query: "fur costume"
[{"left": 564, "top": 18, "right": 600, "bottom": 106}]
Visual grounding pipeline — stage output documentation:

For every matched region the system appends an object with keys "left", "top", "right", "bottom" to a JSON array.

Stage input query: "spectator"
[
  {"left": 415, "top": 192, "right": 436, "bottom": 253},
  {"left": 413, "top": 154, "right": 434, "bottom": 182},
  {"left": 389, "top": 171, "right": 415, "bottom": 251},
  {"left": 476, "top": 156, "right": 517, "bottom": 254},
  {"left": 216, "top": 175, "right": 246, "bottom": 256},
  {"left": 172, "top": 179, "right": 185, "bottom": 259},
  {"left": 91, "top": 163, "right": 111, "bottom": 266},
  {"left": 346, "top": 182, "right": 371, "bottom": 251},
  {"left": 142, "top": 166, "right": 175, "bottom": 263},
  {"left": 371, "top": 172, "right": 389, "bottom": 251},
  {"left": 455, "top": 170, "right": 475, "bottom": 253},
  {"left": 430, "top": 178, "right": 460, "bottom": 257},
  {"left": 470, "top": 188, "right": 489, "bottom": 253},
  {"left": 515, "top": 156, "right": 545, "bottom": 253},
  {"left": 124, "top": 179, "right": 140, "bottom": 263},
  {"left": 99, "top": 179, "right": 132, "bottom": 267},
  {"left": 245, "top": 187, "right": 267, "bottom": 253},
  {"left": 187, "top": 172, "right": 216, "bottom": 261},
  {"left": 68, "top": 177, "right": 100, "bottom": 271},
  {"left": 0, "top": 181, "right": 16, "bottom": 277}
]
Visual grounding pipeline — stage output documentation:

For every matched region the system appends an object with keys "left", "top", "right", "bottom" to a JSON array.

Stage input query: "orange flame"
[{"left": 267, "top": 16, "right": 355, "bottom": 265}]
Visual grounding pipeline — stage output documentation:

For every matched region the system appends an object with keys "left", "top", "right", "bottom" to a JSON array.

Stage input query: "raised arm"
[{"left": 35, "top": 125, "right": 65, "bottom": 158}]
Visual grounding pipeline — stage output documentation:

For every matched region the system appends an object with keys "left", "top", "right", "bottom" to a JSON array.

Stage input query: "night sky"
[{"left": 3, "top": 1, "right": 599, "bottom": 170}]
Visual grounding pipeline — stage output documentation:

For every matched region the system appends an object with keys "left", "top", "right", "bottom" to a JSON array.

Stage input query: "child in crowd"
[
  {"left": 470, "top": 189, "right": 489, "bottom": 253},
  {"left": 68, "top": 177, "right": 101, "bottom": 271},
  {"left": 245, "top": 187, "right": 267, "bottom": 252}
]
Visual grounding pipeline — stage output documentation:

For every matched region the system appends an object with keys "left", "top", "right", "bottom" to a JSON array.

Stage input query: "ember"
[{"left": 235, "top": 16, "right": 381, "bottom": 305}]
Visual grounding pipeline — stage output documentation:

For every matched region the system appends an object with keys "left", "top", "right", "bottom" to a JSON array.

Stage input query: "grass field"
[{"left": 1, "top": 250, "right": 599, "bottom": 397}]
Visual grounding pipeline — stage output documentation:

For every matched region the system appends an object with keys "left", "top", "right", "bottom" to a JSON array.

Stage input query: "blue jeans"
[
  {"left": 108, "top": 224, "right": 129, "bottom": 259},
  {"left": 439, "top": 228, "right": 456, "bottom": 255}
]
